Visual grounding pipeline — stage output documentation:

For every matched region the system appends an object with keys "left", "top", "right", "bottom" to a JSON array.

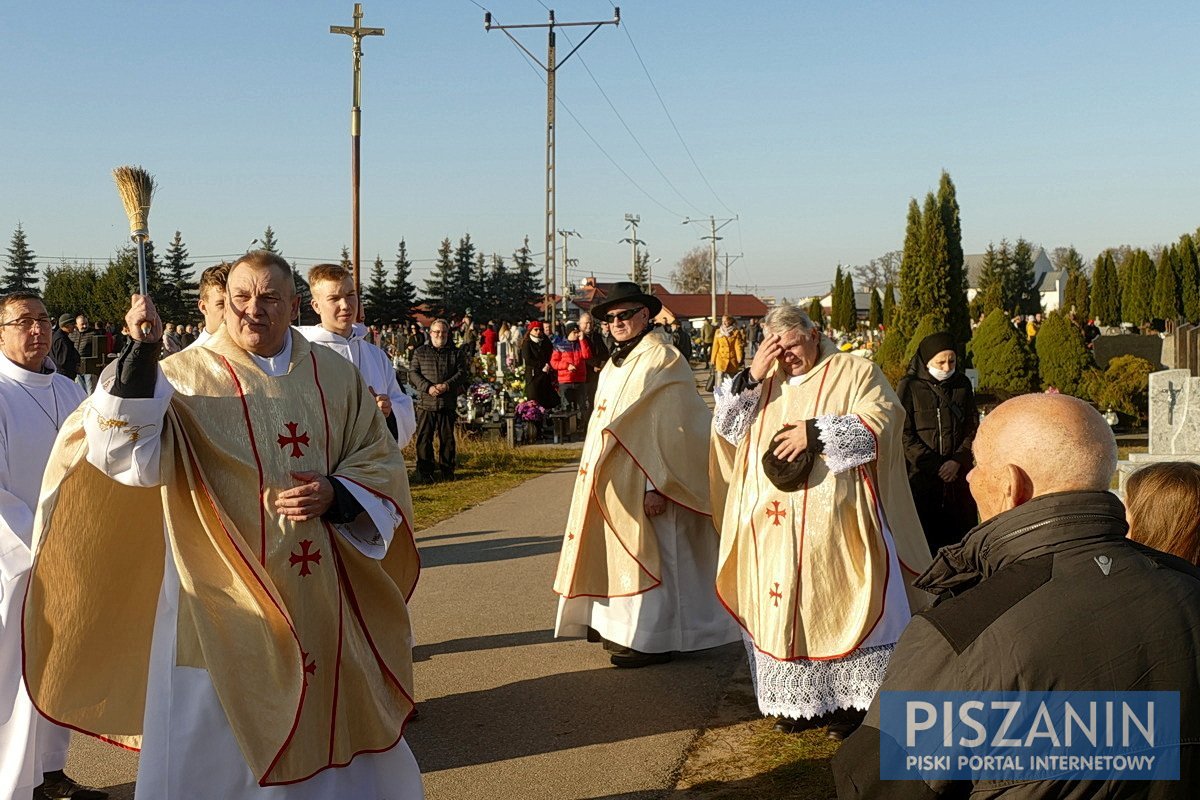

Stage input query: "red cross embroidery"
[
  {"left": 769, "top": 582, "right": 783, "bottom": 607},
  {"left": 301, "top": 650, "right": 317, "bottom": 686},
  {"left": 595, "top": 401, "right": 607, "bottom": 416},
  {"left": 277, "top": 422, "right": 310, "bottom": 458},
  {"left": 765, "top": 500, "right": 787, "bottom": 526},
  {"left": 567, "top": 532, "right": 575, "bottom": 540},
  {"left": 289, "top": 539, "right": 322, "bottom": 576},
  {"left": 579, "top": 465, "right": 588, "bottom": 476}
]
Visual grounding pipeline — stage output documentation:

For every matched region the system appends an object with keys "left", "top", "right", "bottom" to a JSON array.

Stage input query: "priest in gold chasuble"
[
  {"left": 554, "top": 282, "right": 739, "bottom": 668},
  {"left": 23, "top": 252, "right": 424, "bottom": 799},
  {"left": 711, "top": 303, "right": 931, "bottom": 736}
]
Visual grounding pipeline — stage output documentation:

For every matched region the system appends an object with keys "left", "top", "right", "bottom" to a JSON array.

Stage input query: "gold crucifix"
[{"left": 330, "top": 3, "right": 384, "bottom": 121}]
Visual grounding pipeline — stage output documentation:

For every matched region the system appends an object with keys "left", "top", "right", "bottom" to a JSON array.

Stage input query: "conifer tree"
[
  {"left": 259, "top": 226, "right": 281, "bottom": 256},
  {"left": 895, "top": 199, "right": 923, "bottom": 337},
  {"left": 1178, "top": 235, "right": 1200, "bottom": 322},
  {"left": 970, "top": 309, "right": 1037, "bottom": 395},
  {"left": 807, "top": 296, "right": 825, "bottom": 329},
  {"left": 363, "top": 255, "right": 391, "bottom": 324},
  {"left": 868, "top": 288, "right": 883, "bottom": 329},
  {"left": 839, "top": 270, "right": 858, "bottom": 332},
  {"left": 423, "top": 238, "right": 454, "bottom": 317},
  {"left": 937, "top": 171, "right": 971, "bottom": 346},
  {"left": 632, "top": 251, "right": 650, "bottom": 290},
  {"left": 874, "top": 328, "right": 909, "bottom": 385},
  {"left": 830, "top": 266, "right": 845, "bottom": 331},
  {"left": 3, "top": 223, "right": 38, "bottom": 293},
  {"left": 1035, "top": 311, "right": 1092, "bottom": 395},
  {"left": 339, "top": 247, "right": 352, "bottom": 271},
  {"left": 448, "top": 234, "right": 477, "bottom": 318},
  {"left": 919, "top": 191, "right": 952, "bottom": 330},
  {"left": 974, "top": 242, "right": 1007, "bottom": 316},
  {"left": 1008, "top": 239, "right": 1041, "bottom": 316},
  {"left": 1152, "top": 246, "right": 1181, "bottom": 322},
  {"left": 489, "top": 254, "right": 511, "bottom": 321},
  {"left": 470, "top": 252, "right": 490, "bottom": 319},
  {"left": 1090, "top": 253, "right": 1121, "bottom": 326},
  {"left": 882, "top": 283, "right": 896, "bottom": 327},
  {"left": 159, "top": 230, "right": 196, "bottom": 324},
  {"left": 391, "top": 239, "right": 419, "bottom": 323},
  {"left": 509, "top": 236, "right": 542, "bottom": 321},
  {"left": 1122, "top": 249, "right": 1155, "bottom": 326},
  {"left": 903, "top": 314, "right": 942, "bottom": 364}
]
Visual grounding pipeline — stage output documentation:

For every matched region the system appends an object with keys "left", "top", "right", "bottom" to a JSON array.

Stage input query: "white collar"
[
  {"left": 248, "top": 331, "right": 293, "bottom": 377},
  {"left": 0, "top": 351, "right": 56, "bottom": 387}
]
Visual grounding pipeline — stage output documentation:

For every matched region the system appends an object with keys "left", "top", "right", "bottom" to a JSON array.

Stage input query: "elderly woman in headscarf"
[{"left": 895, "top": 331, "right": 979, "bottom": 553}]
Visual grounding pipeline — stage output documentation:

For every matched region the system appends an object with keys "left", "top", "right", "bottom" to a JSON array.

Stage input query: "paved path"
[{"left": 67, "top": 459, "right": 741, "bottom": 799}]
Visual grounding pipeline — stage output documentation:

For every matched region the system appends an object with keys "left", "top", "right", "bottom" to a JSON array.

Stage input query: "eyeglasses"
[
  {"left": 0, "top": 316, "right": 52, "bottom": 331},
  {"left": 603, "top": 307, "right": 643, "bottom": 323}
]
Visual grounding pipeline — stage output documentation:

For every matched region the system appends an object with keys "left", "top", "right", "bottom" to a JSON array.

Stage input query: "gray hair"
[
  {"left": 430, "top": 318, "right": 450, "bottom": 332},
  {"left": 762, "top": 303, "right": 817, "bottom": 336}
]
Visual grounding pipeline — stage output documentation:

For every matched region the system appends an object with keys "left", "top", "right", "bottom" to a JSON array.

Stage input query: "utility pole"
[
  {"left": 722, "top": 253, "right": 744, "bottom": 315},
  {"left": 330, "top": 3, "right": 385, "bottom": 296},
  {"left": 558, "top": 228, "right": 580, "bottom": 319},
  {"left": 683, "top": 215, "right": 737, "bottom": 321},
  {"left": 484, "top": 7, "right": 620, "bottom": 323},
  {"left": 620, "top": 213, "right": 645, "bottom": 282}
]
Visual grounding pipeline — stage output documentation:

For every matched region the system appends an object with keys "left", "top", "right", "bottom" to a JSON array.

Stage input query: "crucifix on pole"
[
  {"left": 330, "top": 3, "right": 384, "bottom": 297},
  {"left": 484, "top": 7, "right": 620, "bottom": 323}
]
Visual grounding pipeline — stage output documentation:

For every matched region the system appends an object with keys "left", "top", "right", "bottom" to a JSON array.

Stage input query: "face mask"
[{"left": 927, "top": 365, "right": 955, "bottom": 382}]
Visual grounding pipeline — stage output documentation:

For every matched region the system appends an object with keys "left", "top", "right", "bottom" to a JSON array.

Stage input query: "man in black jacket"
[
  {"left": 50, "top": 313, "right": 81, "bottom": 380},
  {"left": 834, "top": 393, "right": 1200, "bottom": 798},
  {"left": 577, "top": 312, "right": 609, "bottom": 415},
  {"left": 408, "top": 318, "right": 468, "bottom": 482}
]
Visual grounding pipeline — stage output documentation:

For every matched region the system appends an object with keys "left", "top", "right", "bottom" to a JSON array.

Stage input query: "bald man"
[{"left": 834, "top": 394, "right": 1200, "bottom": 796}]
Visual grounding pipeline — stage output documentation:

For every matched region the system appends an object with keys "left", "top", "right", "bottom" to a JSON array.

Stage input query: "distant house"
[
  {"left": 818, "top": 289, "right": 880, "bottom": 322},
  {"left": 656, "top": 293, "right": 770, "bottom": 325},
  {"left": 964, "top": 246, "right": 1065, "bottom": 313}
]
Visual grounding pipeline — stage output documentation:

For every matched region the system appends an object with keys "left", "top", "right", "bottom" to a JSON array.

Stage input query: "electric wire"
[
  {"left": 612, "top": 4, "right": 738, "bottom": 217},
  {"left": 536, "top": 0, "right": 707, "bottom": 217}
]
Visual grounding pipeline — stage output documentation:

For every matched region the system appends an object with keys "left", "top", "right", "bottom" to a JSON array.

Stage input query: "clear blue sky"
[{"left": 3, "top": 1, "right": 1198, "bottom": 298}]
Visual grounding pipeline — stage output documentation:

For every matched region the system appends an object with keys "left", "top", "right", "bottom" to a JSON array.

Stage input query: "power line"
[
  {"left": 613, "top": 6, "right": 737, "bottom": 217},
  {"left": 538, "top": 1, "right": 706, "bottom": 216}
]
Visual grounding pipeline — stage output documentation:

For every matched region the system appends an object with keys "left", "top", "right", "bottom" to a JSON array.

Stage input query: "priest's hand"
[
  {"left": 127, "top": 294, "right": 163, "bottom": 343},
  {"left": 772, "top": 424, "right": 809, "bottom": 463},
  {"left": 644, "top": 490, "right": 667, "bottom": 517},
  {"left": 276, "top": 471, "right": 335, "bottom": 522},
  {"left": 368, "top": 385, "right": 393, "bottom": 417},
  {"left": 938, "top": 460, "right": 960, "bottom": 482},
  {"left": 749, "top": 333, "right": 782, "bottom": 382}
]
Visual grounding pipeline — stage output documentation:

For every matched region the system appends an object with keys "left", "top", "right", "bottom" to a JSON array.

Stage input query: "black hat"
[
  {"left": 761, "top": 425, "right": 817, "bottom": 492},
  {"left": 916, "top": 331, "right": 957, "bottom": 364},
  {"left": 58, "top": 313, "right": 75, "bottom": 327},
  {"left": 591, "top": 281, "right": 662, "bottom": 319}
]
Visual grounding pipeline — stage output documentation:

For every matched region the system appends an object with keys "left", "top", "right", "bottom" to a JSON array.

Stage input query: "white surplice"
[
  {"left": 0, "top": 354, "right": 86, "bottom": 797},
  {"left": 83, "top": 333, "right": 424, "bottom": 800},
  {"left": 297, "top": 324, "right": 416, "bottom": 448}
]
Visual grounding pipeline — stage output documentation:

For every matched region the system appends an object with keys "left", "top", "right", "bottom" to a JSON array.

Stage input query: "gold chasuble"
[
  {"left": 554, "top": 330, "right": 713, "bottom": 599},
  {"left": 23, "top": 329, "right": 419, "bottom": 786},
  {"left": 712, "top": 340, "right": 932, "bottom": 661}
]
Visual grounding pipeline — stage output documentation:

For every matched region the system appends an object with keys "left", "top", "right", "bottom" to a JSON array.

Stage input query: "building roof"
[{"left": 657, "top": 293, "right": 770, "bottom": 320}]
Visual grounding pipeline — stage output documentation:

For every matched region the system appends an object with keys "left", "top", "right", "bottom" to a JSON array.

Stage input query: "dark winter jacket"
[
  {"left": 833, "top": 490, "right": 1200, "bottom": 798},
  {"left": 582, "top": 329, "right": 610, "bottom": 383},
  {"left": 50, "top": 328, "right": 80, "bottom": 379},
  {"left": 408, "top": 343, "right": 469, "bottom": 411},
  {"left": 895, "top": 361, "right": 978, "bottom": 477},
  {"left": 520, "top": 335, "right": 559, "bottom": 410}
]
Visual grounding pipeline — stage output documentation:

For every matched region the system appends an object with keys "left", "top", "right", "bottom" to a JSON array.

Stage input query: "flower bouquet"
[
  {"left": 515, "top": 399, "right": 546, "bottom": 423},
  {"left": 469, "top": 382, "right": 495, "bottom": 405}
]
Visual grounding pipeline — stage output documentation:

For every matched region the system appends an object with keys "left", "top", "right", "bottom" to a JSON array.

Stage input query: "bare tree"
[
  {"left": 851, "top": 250, "right": 901, "bottom": 291},
  {"left": 670, "top": 246, "right": 715, "bottom": 293},
  {"left": 1051, "top": 246, "right": 1086, "bottom": 275}
]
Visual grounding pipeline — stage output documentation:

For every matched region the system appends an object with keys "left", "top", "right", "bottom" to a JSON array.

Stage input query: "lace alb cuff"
[
  {"left": 713, "top": 376, "right": 761, "bottom": 445},
  {"left": 815, "top": 414, "right": 876, "bottom": 473}
]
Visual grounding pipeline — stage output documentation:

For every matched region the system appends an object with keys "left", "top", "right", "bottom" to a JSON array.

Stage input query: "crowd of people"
[{"left": 1, "top": 264, "right": 1199, "bottom": 799}]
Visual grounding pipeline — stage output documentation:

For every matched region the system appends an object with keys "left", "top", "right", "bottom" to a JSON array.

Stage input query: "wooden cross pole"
[{"left": 330, "top": 3, "right": 384, "bottom": 296}]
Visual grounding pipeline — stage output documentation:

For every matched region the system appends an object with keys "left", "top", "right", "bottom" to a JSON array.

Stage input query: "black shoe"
[
  {"left": 825, "top": 708, "right": 866, "bottom": 741},
  {"left": 37, "top": 771, "right": 109, "bottom": 800},
  {"left": 610, "top": 649, "right": 672, "bottom": 668},
  {"left": 773, "top": 715, "right": 822, "bottom": 734},
  {"left": 410, "top": 472, "right": 437, "bottom": 485},
  {"left": 440, "top": 471, "right": 456, "bottom": 482}
]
